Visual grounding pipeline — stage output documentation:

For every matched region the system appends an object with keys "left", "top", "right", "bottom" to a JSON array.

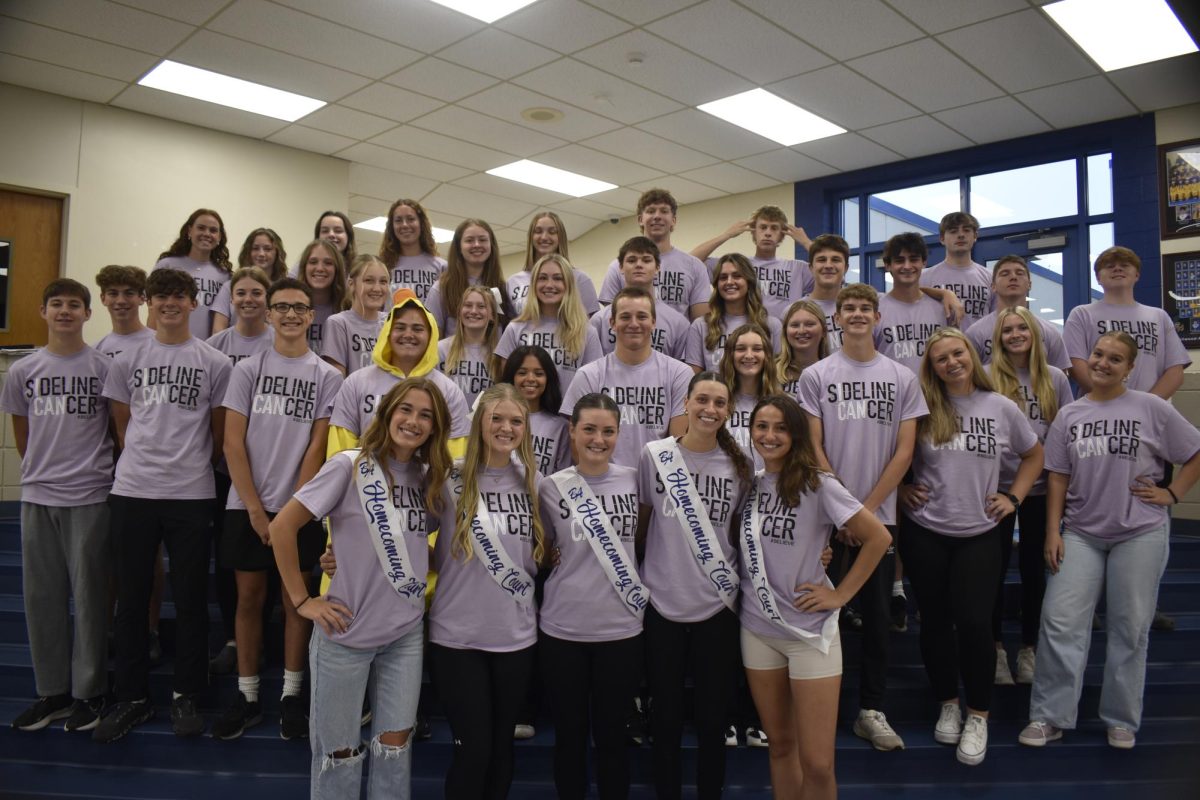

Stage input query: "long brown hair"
[
  {"left": 523, "top": 211, "right": 570, "bottom": 271},
  {"left": 704, "top": 253, "right": 771, "bottom": 351},
  {"left": 686, "top": 371, "right": 752, "bottom": 487},
  {"left": 159, "top": 208, "right": 232, "bottom": 272},
  {"left": 297, "top": 239, "right": 350, "bottom": 312},
  {"left": 236, "top": 228, "right": 287, "bottom": 281},
  {"left": 718, "top": 324, "right": 781, "bottom": 399},
  {"left": 777, "top": 299, "right": 829, "bottom": 381},
  {"left": 358, "top": 378, "right": 452, "bottom": 514},
  {"left": 751, "top": 395, "right": 823, "bottom": 503},
  {"left": 378, "top": 198, "right": 438, "bottom": 264},
  {"left": 444, "top": 286, "right": 501, "bottom": 385},
  {"left": 439, "top": 219, "right": 513, "bottom": 323}
]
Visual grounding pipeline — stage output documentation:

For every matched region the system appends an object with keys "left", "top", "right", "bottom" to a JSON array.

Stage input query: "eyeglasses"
[{"left": 269, "top": 302, "right": 313, "bottom": 315}]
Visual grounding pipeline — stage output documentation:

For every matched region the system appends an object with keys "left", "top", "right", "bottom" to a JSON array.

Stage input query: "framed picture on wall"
[
  {"left": 1163, "top": 251, "right": 1200, "bottom": 349},
  {"left": 1159, "top": 138, "right": 1200, "bottom": 239}
]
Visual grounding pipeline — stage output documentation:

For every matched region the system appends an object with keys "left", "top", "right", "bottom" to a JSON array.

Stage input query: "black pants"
[
  {"left": 430, "top": 642, "right": 536, "bottom": 800},
  {"left": 110, "top": 495, "right": 213, "bottom": 701},
  {"left": 644, "top": 606, "right": 739, "bottom": 800},
  {"left": 210, "top": 470, "right": 236, "bottom": 643},
  {"left": 830, "top": 528, "right": 896, "bottom": 711},
  {"left": 541, "top": 632, "right": 643, "bottom": 800},
  {"left": 898, "top": 516, "right": 1005, "bottom": 712},
  {"left": 992, "top": 494, "right": 1048, "bottom": 646}
]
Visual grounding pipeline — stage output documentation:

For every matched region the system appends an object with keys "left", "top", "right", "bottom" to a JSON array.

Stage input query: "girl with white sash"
[
  {"left": 429, "top": 383, "right": 544, "bottom": 799},
  {"left": 741, "top": 395, "right": 890, "bottom": 800},
  {"left": 269, "top": 378, "right": 452, "bottom": 799},
  {"left": 539, "top": 393, "right": 647, "bottom": 800},
  {"left": 636, "top": 371, "right": 751, "bottom": 800}
]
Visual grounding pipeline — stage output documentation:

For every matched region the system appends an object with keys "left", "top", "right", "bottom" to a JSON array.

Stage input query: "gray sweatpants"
[{"left": 21, "top": 501, "right": 111, "bottom": 699}]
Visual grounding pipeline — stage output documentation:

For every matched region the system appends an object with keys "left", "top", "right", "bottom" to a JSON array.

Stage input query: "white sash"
[
  {"left": 740, "top": 476, "right": 839, "bottom": 654},
  {"left": 646, "top": 438, "right": 738, "bottom": 611},
  {"left": 346, "top": 450, "right": 426, "bottom": 608},
  {"left": 550, "top": 468, "right": 648, "bottom": 618},
  {"left": 453, "top": 469, "right": 536, "bottom": 609}
]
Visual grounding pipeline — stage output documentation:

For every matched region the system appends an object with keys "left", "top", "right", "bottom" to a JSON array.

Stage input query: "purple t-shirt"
[
  {"left": 539, "top": 465, "right": 641, "bottom": 642},
  {"left": 704, "top": 255, "right": 816, "bottom": 319},
  {"left": 966, "top": 310, "right": 1070, "bottom": 370},
  {"left": 153, "top": 256, "right": 230, "bottom": 340},
  {"left": 589, "top": 303, "right": 690, "bottom": 359},
  {"left": 530, "top": 410, "right": 571, "bottom": 477},
  {"left": 307, "top": 302, "right": 334, "bottom": 357},
  {"left": 436, "top": 338, "right": 494, "bottom": 409},
  {"left": 907, "top": 390, "right": 1038, "bottom": 536},
  {"left": 496, "top": 318, "right": 603, "bottom": 396},
  {"left": 0, "top": 347, "right": 113, "bottom": 506},
  {"left": 424, "top": 276, "right": 482, "bottom": 338},
  {"left": 875, "top": 293, "right": 945, "bottom": 374},
  {"left": 330, "top": 365, "right": 470, "bottom": 440},
  {"left": 212, "top": 281, "right": 233, "bottom": 324},
  {"left": 799, "top": 350, "right": 928, "bottom": 525},
  {"left": 561, "top": 351, "right": 692, "bottom": 468},
  {"left": 1044, "top": 391, "right": 1200, "bottom": 541},
  {"left": 637, "top": 439, "right": 747, "bottom": 622},
  {"left": 95, "top": 328, "right": 154, "bottom": 358},
  {"left": 508, "top": 267, "right": 600, "bottom": 317},
  {"left": 801, "top": 296, "right": 844, "bottom": 352},
  {"left": 430, "top": 464, "right": 541, "bottom": 651},
  {"left": 323, "top": 310, "right": 386, "bottom": 374},
  {"left": 103, "top": 336, "right": 232, "bottom": 499},
  {"left": 682, "top": 314, "right": 783, "bottom": 372},
  {"left": 599, "top": 248, "right": 711, "bottom": 317},
  {"left": 1062, "top": 302, "right": 1190, "bottom": 393},
  {"left": 221, "top": 349, "right": 343, "bottom": 512},
  {"left": 739, "top": 471, "right": 861, "bottom": 640},
  {"left": 997, "top": 366, "right": 1073, "bottom": 496},
  {"left": 205, "top": 327, "right": 274, "bottom": 367},
  {"left": 726, "top": 392, "right": 760, "bottom": 468},
  {"left": 390, "top": 254, "right": 446, "bottom": 303},
  {"left": 920, "top": 260, "right": 993, "bottom": 328},
  {"left": 295, "top": 454, "right": 430, "bottom": 648}
]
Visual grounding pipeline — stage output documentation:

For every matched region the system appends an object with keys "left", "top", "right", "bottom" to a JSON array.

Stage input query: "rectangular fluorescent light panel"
[
  {"left": 1043, "top": 0, "right": 1197, "bottom": 71},
  {"left": 698, "top": 89, "right": 845, "bottom": 147},
  {"left": 487, "top": 160, "right": 617, "bottom": 198},
  {"left": 428, "top": 0, "right": 537, "bottom": 23},
  {"left": 354, "top": 217, "right": 453, "bottom": 243},
  {"left": 139, "top": 60, "right": 325, "bottom": 122}
]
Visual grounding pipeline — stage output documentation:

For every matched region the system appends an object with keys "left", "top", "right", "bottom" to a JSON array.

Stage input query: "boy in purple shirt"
[
  {"left": 920, "top": 212, "right": 992, "bottom": 327},
  {"left": 965, "top": 255, "right": 1070, "bottom": 369},
  {"left": 2, "top": 279, "right": 114, "bottom": 733},
  {"left": 94, "top": 265, "right": 154, "bottom": 358},
  {"left": 94, "top": 268, "right": 233, "bottom": 743},
  {"left": 799, "top": 283, "right": 928, "bottom": 752},
  {"left": 591, "top": 237, "right": 690, "bottom": 359},
  {"left": 876, "top": 233, "right": 945, "bottom": 374},
  {"left": 801, "top": 234, "right": 851, "bottom": 352}
]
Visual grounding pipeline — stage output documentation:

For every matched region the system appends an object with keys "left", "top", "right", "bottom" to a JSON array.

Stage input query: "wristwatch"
[{"left": 1005, "top": 492, "right": 1021, "bottom": 511}]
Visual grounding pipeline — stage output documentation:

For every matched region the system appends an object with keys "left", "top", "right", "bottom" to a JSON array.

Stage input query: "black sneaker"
[
  {"left": 841, "top": 607, "right": 864, "bottom": 632},
  {"left": 64, "top": 697, "right": 106, "bottom": 732},
  {"left": 209, "top": 643, "right": 238, "bottom": 675},
  {"left": 280, "top": 695, "right": 309, "bottom": 740},
  {"left": 890, "top": 594, "right": 908, "bottom": 633},
  {"left": 170, "top": 695, "right": 205, "bottom": 738},
  {"left": 93, "top": 699, "right": 153, "bottom": 743},
  {"left": 212, "top": 694, "right": 262, "bottom": 740},
  {"left": 1151, "top": 609, "right": 1176, "bottom": 632},
  {"left": 12, "top": 694, "right": 72, "bottom": 731}
]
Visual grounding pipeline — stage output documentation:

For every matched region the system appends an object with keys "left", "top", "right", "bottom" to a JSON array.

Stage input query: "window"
[
  {"left": 969, "top": 160, "right": 1078, "bottom": 227},
  {"left": 868, "top": 179, "right": 954, "bottom": 242}
]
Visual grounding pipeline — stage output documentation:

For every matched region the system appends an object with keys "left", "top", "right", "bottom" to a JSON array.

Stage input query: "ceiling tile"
[
  {"left": 861, "top": 116, "right": 974, "bottom": 158},
  {"left": 886, "top": 0, "right": 1028, "bottom": 33},
  {"left": 549, "top": 196, "right": 630, "bottom": 221},
  {"left": 576, "top": 186, "right": 643, "bottom": 213},
  {"left": 630, "top": 175, "right": 724, "bottom": 205},
  {"left": 2, "top": 0, "right": 193, "bottom": 54},
  {"left": 581, "top": 0, "right": 702, "bottom": 25},
  {"left": 422, "top": 184, "right": 537, "bottom": 228},
  {"left": 1108, "top": 54, "right": 1200, "bottom": 112},
  {"left": 114, "top": 0, "right": 228, "bottom": 25},
  {"left": 371, "top": 126, "right": 515, "bottom": 170},
  {"left": 583, "top": 127, "right": 720, "bottom": 173},
  {"left": 769, "top": 65, "right": 922, "bottom": 130},
  {"left": 511, "top": 59, "right": 684, "bottom": 125},
  {"left": 339, "top": 82, "right": 445, "bottom": 123},
  {"left": 739, "top": 0, "right": 925, "bottom": 60},
  {"left": 170, "top": 31, "right": 370, "bottom": 100},
  {"left": 636, "top": 109, "right": 778, "bottom": 160},
  {"left": 846, "top": 38, "right": 1003, "bottom": 113},
  {"left": 678, "top": 162, "right": 781, "bottom": 194},
  {"left": 209, "top": 0, "right": 422, "bottom": 79},
  {"left": 934, "top": 96, "right": 1051, "bottom": 143},
  {"left": 936, "top": 10, "right": 1096, "bottom": 93},
  {"left": 536, "top": 144, "right": 665, "bottom": 186},
  {"left": 0, "top": 18, "right": 156, "bottom": 81},
  {"left": 467, "top": 83, "right": 624, "bottom": 140},
  {"left": 575, "top": 29, "right": 752, "bottom": 106},
  {"left": 111, "top": 85, "right": 288, "bottom": 139},
  {"left": 647, "top": 0, "right": 831, "bottom": 84},
  {"left": 337, "top": 142, "right": 473, "bottom": 182},
  {"left": 436, "top": 28, "right": 559, "bottom": 80},
  {"left": 791, "top": 132, "right": 902, "bottom": 172},
  {"left": 409, "top": 105, "right": 566, "bottom": 157},
  {"left": 273, "top": 0, "right": 480, "bottom": 52},
  {"left": 734, "top": 148, "right": 838, "bottom": 183},
  {"left": 0, "top": 52, "right": 127, "bottom": 104},
  {"left": 348, "top": 163, "right": 440, "bottom": 204},
  {"left": 349, "top": 196, "right": 392, "bottom": 218},
  {"left": 535, "top": 208, "right": 601, "bottom": 239},
  {"left": 452, "top": 174, "right": 572, "bottom": 208},
  {"left": 383, "top": 57, "right": 498, "bottom": 102},
  {"left": 497, "top": 0, "right": 632, "bottom": 54},
  {"left": 301, "top": 105, "right": 397, "bottom": 139},
  {"left": 267, "top": 124, "right": 357, "bottom": 155},
  {"left": 1016, "top": 76, "right": 1138, "bottom": 129}
]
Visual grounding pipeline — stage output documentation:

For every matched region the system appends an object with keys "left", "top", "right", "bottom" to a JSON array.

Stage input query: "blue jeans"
[
  {"left": 1029, "top": 524, "right": 1168, "bottom": 731},
  {"left": 309, "top": 626, "right": 424, "bottom": 799}
]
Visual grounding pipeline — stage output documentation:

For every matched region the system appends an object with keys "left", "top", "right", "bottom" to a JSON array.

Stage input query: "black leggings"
[
  {"left": 430, "top": 643, "right": 536, "bottom": 800},
  {"left": 541, "top": 632, "right": 643, "bottom": 800},
  {"left": 830, "top": 528, "right": 896, "bottom": 710},
  {"left": 992, "top": 494, "right": 1048, "bottom": 646},
  {"left": 898, "top": 517, "right": 1005, "bottom": 712},
  {"left": 645, "top": 606, "right": 739, "bottom": 800}
]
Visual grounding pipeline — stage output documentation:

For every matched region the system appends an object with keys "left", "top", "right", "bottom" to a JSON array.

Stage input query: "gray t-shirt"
[
  {"left": 599, "top": 248, "right": 711, "bottom": 317},
  {"left": 436, "top": 338, "right": 494, "bottom": 409},
  {"left": 965, "top": 310, "right": 1070, "bottom": 370},
  {"left": 508, "top": 267, "right": 600, "bottom": 317},
  {"left": 1062, "top": 301, "right": 1190, "bottom": 392},
  {"left": 530, "top": 410, "right": 571, "bottom": 477},
  {"left": 307, "top": 302, "right": 334, "bottom": 357},
  {"left": 205, "top": 327, "right": 274, "bottom": 367},
  {"left": 920, "top": 260, "right": 994, "bottom": 328},
  {"left": 589, "top": 304, "right": 690, "bottom": 360},
  {"left": 153, "top": 256, "right": 230, "bottom": 340},
  {"left": 95, "top": 328, "right": 155, "bottom": 359},
  {"left": 496, "top": 318, "right": 603, "bottom": 397},
  {"left": 323, "top": 310, "right": 386, "bottom": 374},
  {"left": 682, "top": 314, "right": 783, "bottom": 372},
  {"left": 703, "top": 255, "right": 816, "bottom": 319},
  {"left": 390, "top": 254, "right": 446, "bottom": 303},
  {"left": 875, "top": 293, "right": 945, "bottom": 374},
  {"left": 998, "top": 366, "right": 1073, "bottom": 496},
  {"left": 330, "top": 365, "right": 470, "bottom": 440}
]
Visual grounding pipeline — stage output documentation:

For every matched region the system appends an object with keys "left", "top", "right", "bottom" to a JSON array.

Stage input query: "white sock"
[
  {"left": 892, "top": 580, "right": 905, "bottom": 597},
  {"left": 282, "top": 669, "right": 305, "bottom": 698},
  {"left": 238, "top": 675, "right": 260, "bottom": 704},
  {"left": 171, "top": 691, "right": 182, "bottom": 701}
]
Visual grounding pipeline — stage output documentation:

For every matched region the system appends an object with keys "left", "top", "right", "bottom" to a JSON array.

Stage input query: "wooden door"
[{"left": 0, "top": 188, "right": 64, "bottom": 348}]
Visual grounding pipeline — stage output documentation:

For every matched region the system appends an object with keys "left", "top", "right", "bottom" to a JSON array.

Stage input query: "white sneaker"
[
  {"left": 1018, "top": 720, "right": 1062, "bottom": 747},
  {"left": 745, "top": 726, "right": 769, "bottom": 747},
  {"left": 934, "top": 702, "right": 962, "bottom": 744},
  {"left": 956, "top": 714, "right": 988, "bottom": 765},
  {"left": 513, "top": 724, "right": 535, "bottom": 740},
  {"left": 1107, "top": 726, "right": 1136, "bottom": 749},
  {"left": 1015, "top": 647, "right": 1036, "bottom": 684},
  {"left": 994, "top": 648, "right": 1015, "bottom": 686},
  {"left": 853, "top": 709, "right": 904, "bottom": 751},
  {"left": 724, "top": 724, "right": 738, "bottom": 747}
]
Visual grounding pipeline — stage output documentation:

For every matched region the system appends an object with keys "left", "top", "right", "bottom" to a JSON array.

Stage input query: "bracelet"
[
  {"left": 295, "top": 595, "right": 311, "bottom": 610},
  {"left": 1167, "top": 487, "right": 1180, "bottom": 504}
]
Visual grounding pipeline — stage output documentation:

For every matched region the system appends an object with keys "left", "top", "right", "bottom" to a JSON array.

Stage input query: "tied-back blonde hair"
[
  {"left": 989, "top": 306, "right": 1060, "bottom": 424},
  {"left": 445, "top": 285, "right": 501, "bottom": 385},
  {"left": 704, "top": 253, "right": 771, "bottom": 352},
  {"left": 918, "top": 328, "right": 993, "bottom": 446},
  {"left": 718, "top": 323, "right": 781, "bottom": 399},
  {"left": 451, "top": 384, "right": 545, "bottom": 563},
  {"left": 515, "top": 254, "right": 589, "bottom": 359},
  {"left": 777, "top": 299, "right": 829, "bottom": 381},
  {"left": 357, "top": 378, "right": 452, "bottom": 515},
  {"left": 523, "top": 211, "right": 570, "bottom": 271}
]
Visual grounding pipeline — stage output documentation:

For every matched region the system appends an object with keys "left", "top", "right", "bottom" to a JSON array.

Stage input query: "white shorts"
[{"left": 740, "top": 626, "right": 842, "bottom": 681}]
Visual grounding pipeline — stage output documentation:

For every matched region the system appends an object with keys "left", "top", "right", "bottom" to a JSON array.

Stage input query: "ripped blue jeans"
[{"left": 309, "top": 625, "right": 423, "bottom": 799}]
